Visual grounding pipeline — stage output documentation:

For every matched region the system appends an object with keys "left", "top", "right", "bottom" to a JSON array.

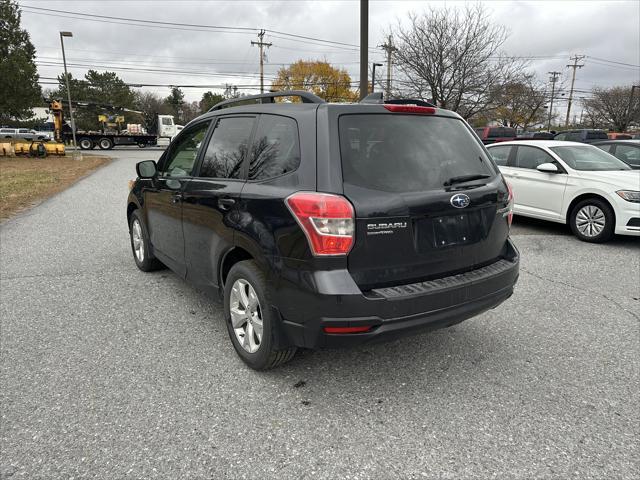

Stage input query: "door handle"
[
  {"left": 171, "top": 192, "right": 183, "bottom": 204},
  {"left": 218, "top": 197, "right": 236, "bottom": 210}
]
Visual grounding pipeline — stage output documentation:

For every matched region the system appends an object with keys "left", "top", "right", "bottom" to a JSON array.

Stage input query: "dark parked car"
[
  {"left": 126, "top": 91, "right": 520, "bottom": 369},
  {"left": 553, "top": 129, "right": 608, "bottom": 143},
  {"left": 474, "top": 126, "right": 517, "bottom": 144},
  {"left": 515, "top": 131, "right": 555, "bottom": 140},
  {"left": 593, "top": 140, "right": 640, "bottom": 169}
]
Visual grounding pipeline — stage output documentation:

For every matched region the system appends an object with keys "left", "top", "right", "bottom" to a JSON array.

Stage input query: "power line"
[
  {"left": 20, "top": 5, "right": 382, "bottom": 53},
  {"left": 547, "top": 71, "right": 561, "bottom": 130}
]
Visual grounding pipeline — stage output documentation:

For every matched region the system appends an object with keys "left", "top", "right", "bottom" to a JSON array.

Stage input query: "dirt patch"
[{"left": 0, "top": 155, "right": 111, "bottom": 220}]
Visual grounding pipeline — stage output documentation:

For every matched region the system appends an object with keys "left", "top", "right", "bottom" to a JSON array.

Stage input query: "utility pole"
[
  {"left": 547, "top": 71, "right": 561, "bottom": 131},
  {"left": 60, "top": 31, "right": 78, "bottom": 156},
  {"left": 380, "top": 35, "right": 397, "bottom": 100},
  {"left": 251, "top": 30, "right": 271, "bottom": 94},
  {"left": 626, "top": 85, "right": 639, "bottom": 126},
  {"left": 564, "top": 54, "right": 585, "bottom": 126},
  {"left": 359, "top": 0, "right": 369, "bottom": 101},
  {"left": 371, "top": 63, "right": 383, "bottom": 93}
]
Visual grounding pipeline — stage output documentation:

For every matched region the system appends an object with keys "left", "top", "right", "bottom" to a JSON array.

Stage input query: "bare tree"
[
  {"left": 583, "top": 86, "right": 640, "bottom": 131},
  {"left": 391, "top": 4, "right": 526, "bottom": 119},
  {"left": 491, "top": 74, "right": 549, "bottom": 129}
]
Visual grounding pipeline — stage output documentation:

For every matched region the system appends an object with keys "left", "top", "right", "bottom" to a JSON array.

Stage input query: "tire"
[
  {"left": 137, "top": 142, "right": 146, "bottom": 148},
  {"left": 129, "top": 210, "right": 164, "bottom": 272},
  {"left": 224, "top": 260, "right": 296, "bottom": 370},
  {"left": 569, "top": 198, "right": 615, "bottom": 243},
  {"left": 98, "top": 137, "right": 113, "bottom": 150},
  {"left": 78, "top": 138, "right": 94, "bottom": 150}
]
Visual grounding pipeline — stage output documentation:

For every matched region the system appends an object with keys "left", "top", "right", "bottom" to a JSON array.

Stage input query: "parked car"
[
  {"left": 553, "top": 129, "right": 608, "bottom": 143},
  {"left": 607, "top": 133, "right": 632, "bottom": 140},
  {"left": 515, "top": 131, "right": 555, "bottom": 140},
  {"left": 593, "top": 140, "right": 640, "bottom": 169},
  {"left": 127, "top": 91, "right": 520, "bottom": 370},
  {"left": 0, "top": 127, "right": 50, "bottom": 141},
  {"left": 474, "top": 126, "right": 517, "bottom": 144},
  {"left": 487, "top": 140, "right": 640, "bottom": 242}
]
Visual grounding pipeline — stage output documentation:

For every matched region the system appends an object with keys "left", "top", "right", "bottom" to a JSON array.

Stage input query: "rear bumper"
[{"left": 275, "top": 239, "right": 520, "bottom": 349}]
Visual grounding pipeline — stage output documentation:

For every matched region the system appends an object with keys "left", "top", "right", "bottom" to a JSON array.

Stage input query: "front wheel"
[
  {"left": 224, "top": 260, "right": 296, "bottom": 370},
  {"left": 569, "top": 198, "right": 615, "bottom": 243},
  {"left": 129, "top": 210, "right": 164, "bottom": 271}
]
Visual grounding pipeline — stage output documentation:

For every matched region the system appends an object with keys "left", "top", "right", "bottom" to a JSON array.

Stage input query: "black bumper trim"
[{"left": 370, "top": 258, "right": 516, "bottom": 299}]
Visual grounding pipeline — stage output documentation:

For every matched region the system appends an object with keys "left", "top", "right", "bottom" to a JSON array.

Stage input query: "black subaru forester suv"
[{"left": 127, "top": 91, "right": 519, "bottom": 370}]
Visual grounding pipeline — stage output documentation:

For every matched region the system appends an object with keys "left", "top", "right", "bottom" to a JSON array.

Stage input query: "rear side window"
[
  {"left": 248, "top": 115, "right": 300, "bottom": 181},
  {"left": 489, "top": 145, "right": 512, "bottom": 166},
  {"left": 488, "top": 127, "right": 516, "bottom": 138},
  {"left": 199, "top": 116, "right": 255, "bottom": 179},
  {"left": 514, "top": 146, "right": 555, "bottom": 169},
  {"left": 339, "top": 115, "right": 496, "bottom": 193}
]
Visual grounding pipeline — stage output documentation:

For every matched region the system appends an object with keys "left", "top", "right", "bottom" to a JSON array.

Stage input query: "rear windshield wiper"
[{"left": 443, "top": 174, "right": 492, "bottom": 187}]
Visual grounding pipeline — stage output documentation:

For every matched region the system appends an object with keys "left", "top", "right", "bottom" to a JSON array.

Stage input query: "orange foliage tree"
[{"left": 271, "top": 60, "right": 357, "bottom": 102}]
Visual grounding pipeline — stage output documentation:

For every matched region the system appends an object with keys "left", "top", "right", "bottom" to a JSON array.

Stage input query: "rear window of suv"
[{"left": 339, "top": 114, "right": 496, "bottom": 192}]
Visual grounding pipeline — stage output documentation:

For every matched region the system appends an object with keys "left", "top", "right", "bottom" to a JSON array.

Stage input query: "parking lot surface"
[{"left": 1, "top": 149, "right": 638, "bottom": 479}]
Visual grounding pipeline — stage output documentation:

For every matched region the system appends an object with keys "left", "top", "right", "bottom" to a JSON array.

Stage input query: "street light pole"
[
  {"left": 359, "top": 0, "right": 368, "bottom": 101},
  {"left": 371, "top": 63, "right": 383, "bottom": 93},
  {"left": 60, "top": 31, "right": 78, "bottom": 154}
]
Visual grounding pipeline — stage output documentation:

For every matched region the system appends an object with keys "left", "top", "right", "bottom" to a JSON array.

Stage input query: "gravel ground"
[{"left": 1, "top": 149, "right": 638, "bottom": 479}]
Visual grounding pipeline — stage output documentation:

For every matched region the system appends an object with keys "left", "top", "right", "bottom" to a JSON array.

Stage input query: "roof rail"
[
  {"left": 209, "top": 90, "right": 325, "bottom": 112},
  {"left": 359, "top": 92, "right": 436, "bottom": 108}
]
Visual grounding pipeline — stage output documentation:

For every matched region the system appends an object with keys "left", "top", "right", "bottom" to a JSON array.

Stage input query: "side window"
[
  {"left": 554, "top": 133, "right": 566, "bottom": 141},
  {"left": 597, "top": 144, "right": 613, "bottom": 154},
  {"left": 615, "top": 145, "right": 640, "bottom": 166},
  {"left": 199, "top": 116, "right": 255, "bottom": 179},
  {"left": 489, "top": 146, "right": 511, "bottom": 166},
  {"left": 162, "top": 121, "right": 210, "bottom": 177},
  {"left": 567, "top": 132, "right": 582, "bottom": 141},
  {"left": 514, "top": 146, "right": 555, "bottom": 169},
  {"left": 161, "top": 117, "right": 173, "bottom": 126},
  {"left": 249, "top": 115, "right": 301, "bottom": 181}
]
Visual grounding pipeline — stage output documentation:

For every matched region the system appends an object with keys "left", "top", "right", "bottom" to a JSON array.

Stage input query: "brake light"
[
  {"left": 383, "top": 104, "right": 436, "bottom": 114},
  {"left": 286, "top": 192, "right": 355, "bottom": 256},
  {"left": 507, "top": 183, "right": 514, "bottom": 227},
  {"left": 324, "top": 326, "right": 372, "bottom": 334}
]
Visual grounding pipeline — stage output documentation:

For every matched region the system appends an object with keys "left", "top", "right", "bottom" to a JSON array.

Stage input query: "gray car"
[{"left": 0, "top": 128, "right": 50, "bottom": 141}]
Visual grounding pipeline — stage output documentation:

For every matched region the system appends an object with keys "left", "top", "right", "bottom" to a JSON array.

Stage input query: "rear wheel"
[
  {"left": 224, "top": 260, "right": 296, "bottom": 370},
  {"left": 129, "top": 210, "right": 164, "bottom": 271},
  {"left": 569, "top": 198, "right": 615, "bottom": 243},
  {"left": 98, "top": 137, "right": 113, "bottom": 150},
  {"left": 78, "top": 137, "right": 93, "bottom": 150}
]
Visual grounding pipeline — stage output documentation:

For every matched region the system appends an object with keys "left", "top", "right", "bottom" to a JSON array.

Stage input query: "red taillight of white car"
[{"left": 286, "top": 192, "right": 355, "bottom": 256}]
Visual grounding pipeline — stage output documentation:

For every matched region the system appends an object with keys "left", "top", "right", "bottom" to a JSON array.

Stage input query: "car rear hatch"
[{"left": 337, "top": 108, "right": 511, "bottom": 290}]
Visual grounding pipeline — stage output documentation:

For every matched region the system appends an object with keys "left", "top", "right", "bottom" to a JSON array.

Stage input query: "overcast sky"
[{"left": 18, "top": 0, "right": 640, "bottom": 112}]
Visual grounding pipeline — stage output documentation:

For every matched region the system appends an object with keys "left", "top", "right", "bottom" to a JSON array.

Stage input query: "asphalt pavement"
[{"left": 1, "top": 148, "right": 639, "bottom": 479}]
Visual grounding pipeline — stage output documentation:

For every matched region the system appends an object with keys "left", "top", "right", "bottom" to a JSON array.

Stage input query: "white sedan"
[{"left": 487, "top": 140, "right": 640, "bottom": 242}]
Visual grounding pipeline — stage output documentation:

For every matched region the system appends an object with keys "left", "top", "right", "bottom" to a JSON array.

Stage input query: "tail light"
[
  {"left": 383, "top": 105, "right": 436, "bottom": 115},
  {"left": 286, "top": 192, "right": 355, "bottom": 256},
  {"left": 507, "top": 183, "right": 514, "bottom": 227}
]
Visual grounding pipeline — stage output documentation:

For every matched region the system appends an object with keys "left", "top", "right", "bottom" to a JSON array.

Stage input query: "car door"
[
  {"left": 508, "top": 145, "right": 568, "bottom": 220},
  {"left": 182, "top": 115, "right": 257, "bottom": 293},
  {"left": 144, "top": 120, "right": 211, "bottom": 275}
]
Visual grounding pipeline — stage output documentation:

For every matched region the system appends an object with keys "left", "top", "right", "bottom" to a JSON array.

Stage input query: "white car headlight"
[{"left": 616, "top": 190, "right": 640, "bottom": 203}]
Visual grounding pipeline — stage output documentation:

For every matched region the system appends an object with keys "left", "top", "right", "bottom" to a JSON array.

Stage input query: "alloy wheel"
[
  {"left": 575, "top": 205, "right": 606, "bottom": 237},
  {"left": 131, "top": 219, "right": 145, "bottom": 262},
  {"left": 229, "top": 279, "right": 263, "bottom": 353}
]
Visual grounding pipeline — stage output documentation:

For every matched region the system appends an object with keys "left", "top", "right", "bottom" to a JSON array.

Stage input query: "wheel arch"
[
  {"left": 565, "top": 193, "right": 616, "bottom": 224},
  {"left": 219, "top": 247, "right": 254, "bottom": 288}
]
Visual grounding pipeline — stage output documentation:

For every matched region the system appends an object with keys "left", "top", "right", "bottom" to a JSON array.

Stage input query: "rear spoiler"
[{"left": 360, "top": 92, "right": 435, "bottom": 107}]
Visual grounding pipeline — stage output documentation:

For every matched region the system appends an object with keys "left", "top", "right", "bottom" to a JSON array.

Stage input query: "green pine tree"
[{"left": 0, "top": 0, "right": 42, "bottom": 122}]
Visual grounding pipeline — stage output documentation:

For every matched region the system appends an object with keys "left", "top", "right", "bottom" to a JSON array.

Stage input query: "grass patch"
[{"left": 0, "top": 155, "right": 110, "bottom": 220}]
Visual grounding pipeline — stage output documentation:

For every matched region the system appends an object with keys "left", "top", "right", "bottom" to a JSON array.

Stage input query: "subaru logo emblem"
[{"left": 450, "top": 193, "right": 470, "bottom": 209}]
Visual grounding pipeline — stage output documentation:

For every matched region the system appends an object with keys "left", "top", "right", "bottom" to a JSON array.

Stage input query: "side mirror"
[
  {"left": 536, "top": 162, "right": 559, "bottom": 173},
  {"left": 136, "top": 160, "right": 157, "bottom": 178}
]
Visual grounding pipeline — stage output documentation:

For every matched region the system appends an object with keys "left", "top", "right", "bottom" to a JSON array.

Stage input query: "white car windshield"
[{"left": 550, "top": 146, "right": 631, "bottom": 171}]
